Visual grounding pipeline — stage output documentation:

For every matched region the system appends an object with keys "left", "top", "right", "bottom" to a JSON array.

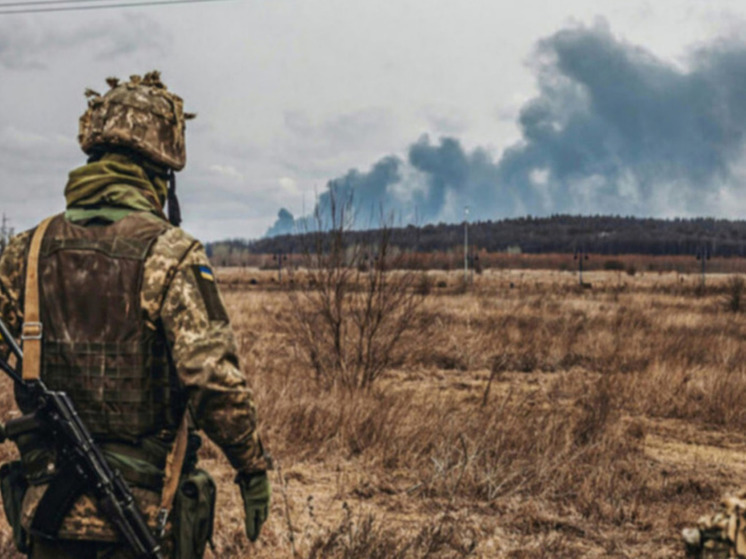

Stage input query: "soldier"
[{"left": 0, "top": 71, "right": 271, "bottom": 558}]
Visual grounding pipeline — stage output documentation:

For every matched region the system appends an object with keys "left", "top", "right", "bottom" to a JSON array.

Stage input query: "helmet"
[{"left": 78, "top": 71, "right": 195, "bottom": 171}]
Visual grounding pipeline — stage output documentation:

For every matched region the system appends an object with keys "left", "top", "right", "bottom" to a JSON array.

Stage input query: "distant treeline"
[{"left": 208, "top": 215, "right": 746, "bottom": 262}]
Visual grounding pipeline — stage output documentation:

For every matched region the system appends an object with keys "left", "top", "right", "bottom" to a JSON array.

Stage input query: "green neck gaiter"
[{"left": 64, "top": 153, "right": 169, "bottom": 223}]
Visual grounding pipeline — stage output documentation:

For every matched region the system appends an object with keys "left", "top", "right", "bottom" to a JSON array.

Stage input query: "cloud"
[
  {"left": 94, "top": 14, "right": 169, "bottom": 60},
  {"left": 278, "top": 177, "right": 299, "bottom": 196},
  {"left": 421, "top": 106, "right": 471, "bottom": 136},
  {"left": 209, "top": 164, "right": 244, "bottom": 181},
  {"left": 277, "top": 107, "right": 398, "bottom": 179},
  {"left": 0, "top": 14, "right": 170, "bottom": 69},
  {"left": 0, "top": 126, "right": 76, "bottom": 159},
  {"left": 283, "top": 107, "right": 394, "bottom": 149}
]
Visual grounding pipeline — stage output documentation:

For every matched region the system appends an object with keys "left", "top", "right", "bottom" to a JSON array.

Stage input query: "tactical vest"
[{"left": 35, "top": 213, "right": 177, "bottom": 442}]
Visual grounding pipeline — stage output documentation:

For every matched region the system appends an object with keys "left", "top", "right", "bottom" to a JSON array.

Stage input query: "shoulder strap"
[
  {"left": 22, "top": 216, "right": 56, "bottom": 381},
  {"left": 155, "top": 239, "right": 200, "bottom": 318}
]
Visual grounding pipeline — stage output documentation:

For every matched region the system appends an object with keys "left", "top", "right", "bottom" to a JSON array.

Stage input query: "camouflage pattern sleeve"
[
  {"left": 0, "top": 231, "right": 32, "bottom": 359},
  {"left": 143, "top": 227, "right": 268, "bottom": 473}
]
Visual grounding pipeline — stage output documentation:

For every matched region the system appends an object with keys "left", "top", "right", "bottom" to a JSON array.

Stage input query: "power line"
[
  {"left": 0, "top": 0, "right": 234, "bottom": 14},
  {"left": 0, "top": 0, "right": 117, "bottom": 7}
]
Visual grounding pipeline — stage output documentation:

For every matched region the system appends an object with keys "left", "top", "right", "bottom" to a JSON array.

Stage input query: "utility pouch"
[
  {"left": 0, "top": 461, "right": 30, "bottom": 553},
  {"left": 173, "top": 468, "right": 216, "bottom": 559}
]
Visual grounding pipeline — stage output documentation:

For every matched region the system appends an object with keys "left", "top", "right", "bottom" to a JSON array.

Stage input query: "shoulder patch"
[
  {"left": 197, "top": 265, "right": 215, "bottom": 282},
  {"left": 191, "top": 265, "right": 228, "bottom": 322}
]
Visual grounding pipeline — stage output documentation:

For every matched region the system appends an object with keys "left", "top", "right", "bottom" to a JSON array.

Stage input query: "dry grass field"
[{"left": 2, "top": 266, "right": 746, "bottom": 557}]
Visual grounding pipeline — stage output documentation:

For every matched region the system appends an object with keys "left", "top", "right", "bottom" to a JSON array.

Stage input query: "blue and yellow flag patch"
[
  {"left": 191, "top": 264, "right": 229, "bottom": 322},
  {"left": 198, "top": 265, "right": 215, "bottom": 282}
]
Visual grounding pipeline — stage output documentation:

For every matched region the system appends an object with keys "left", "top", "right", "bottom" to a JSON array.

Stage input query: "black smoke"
[
  {"left": 317, "top": 156, "right": 402, "bottom": 227},
  {"left": 495, "top": 21, "right": 746, "bottom": 217},
  {"left": 265, "top": 208, "right": 296, "bottom": 237},
  {"left": 266, "top": 21, "right": 746, "bottom": 236}
]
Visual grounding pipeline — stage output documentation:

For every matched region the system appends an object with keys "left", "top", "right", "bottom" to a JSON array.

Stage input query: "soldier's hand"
[{"left": 236, "top": 471, "right": 270, "bottom": 542}]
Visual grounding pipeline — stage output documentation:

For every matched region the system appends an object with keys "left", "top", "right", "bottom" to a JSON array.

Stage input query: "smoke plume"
[
  {"left": 264, "top": 208, "right": 296, "bottom": 237},
  {"left": 266, "top": 21, "right": 746, "bottom": 237}
]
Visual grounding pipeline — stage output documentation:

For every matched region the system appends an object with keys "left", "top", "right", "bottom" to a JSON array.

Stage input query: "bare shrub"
[
  {"left": 262, "top": 363, "right": 660, "bottom": 530},
  {"left": 167, "top": 271, "right": 746, "bottom": 557},
  {"left": 285, "top": 189, "right": 426, "bottom": 390},
  {"left": 724, "top": 275, "right": 745, "bottom": 313},
  {"left": 453, "top": 276, "right": 469, "bottom": 295},
  {"left": 415, "top": 272, "right": 433, "bottom": 296},
  {"left": 414, "top": 375, "right": 646, "bottom": 519},
  {"left": 621, "top": 362, "right": 746, "bottom": 429}
]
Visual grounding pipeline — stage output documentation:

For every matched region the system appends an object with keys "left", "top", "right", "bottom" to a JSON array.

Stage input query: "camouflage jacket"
[{"left": 0, "top": 214, "right": 268, "bottom": 540}]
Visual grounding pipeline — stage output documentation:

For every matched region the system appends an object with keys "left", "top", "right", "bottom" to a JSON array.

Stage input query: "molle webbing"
[
  {"left": 42, "top": 340, "right": 165, "bottom": 435},
  {"left": 37, "top": 213, "right": 173, "bottom": 441}
]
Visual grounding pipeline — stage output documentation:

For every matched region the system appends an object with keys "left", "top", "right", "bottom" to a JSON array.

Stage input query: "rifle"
[{"left": 0, "top": 317, "right": 163, "bottom": 559}]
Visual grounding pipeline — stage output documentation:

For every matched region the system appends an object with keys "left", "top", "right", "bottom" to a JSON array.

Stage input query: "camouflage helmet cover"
[{"left": 78, "top": 71, "right": 195, "bottom": 171}]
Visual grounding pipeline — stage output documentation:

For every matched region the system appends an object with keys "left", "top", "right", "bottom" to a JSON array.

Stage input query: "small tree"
[{"left": 286, "top": 188, "right": 426, "bottom": 390}]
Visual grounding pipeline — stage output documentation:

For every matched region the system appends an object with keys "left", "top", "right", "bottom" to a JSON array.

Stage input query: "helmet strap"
[{"left": 167, "top": 170, "right": 182, "bottom": 227}]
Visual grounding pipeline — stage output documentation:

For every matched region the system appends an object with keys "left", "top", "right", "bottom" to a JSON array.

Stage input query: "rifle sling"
[
  {"left": 29, "top": 461, "right": 88, "bottom": 540},
  {"left": 159, "top": 413, "right": 189, "bottom": 518},
  {"left": 22, "top": 215, "right": 56, "bottom": 381}
]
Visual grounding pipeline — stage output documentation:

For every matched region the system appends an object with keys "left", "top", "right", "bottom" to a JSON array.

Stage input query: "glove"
[{"left": 236, "top": 471, "right": 270, "bottom": 542}]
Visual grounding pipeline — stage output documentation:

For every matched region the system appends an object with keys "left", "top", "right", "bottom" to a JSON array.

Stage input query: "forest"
[{"left": 209, "top": 214, "right": 746, "bottom": 260}]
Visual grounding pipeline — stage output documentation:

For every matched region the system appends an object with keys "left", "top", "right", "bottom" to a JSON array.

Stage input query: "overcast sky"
[{"left": 2, "top": 0, "right": 746, "bottom": 240}]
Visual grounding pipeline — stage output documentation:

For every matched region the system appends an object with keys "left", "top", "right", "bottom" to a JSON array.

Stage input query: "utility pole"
[
  {"left": 574, "top": 248, "right": 589, "bottom": 286},
  {"left": 464, "top": 206, "right": 470, "bottom": 283}
]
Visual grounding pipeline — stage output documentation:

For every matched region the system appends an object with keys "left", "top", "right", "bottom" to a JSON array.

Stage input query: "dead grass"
[
  {"left": 1, "top": 267, "right": 746, "bottom": 557},
  {"left": 305, "top": 508, "right": 477, "bottom": 559}
]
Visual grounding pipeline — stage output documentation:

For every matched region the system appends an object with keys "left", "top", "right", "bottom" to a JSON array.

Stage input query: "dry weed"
[
  {"left": 0, "top": 268, "right": 744, "bottom": 557},
  {"left": 307, "top": 508, "right": 476, "bottom": 559}
]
